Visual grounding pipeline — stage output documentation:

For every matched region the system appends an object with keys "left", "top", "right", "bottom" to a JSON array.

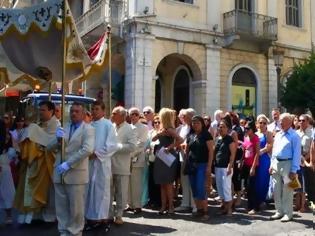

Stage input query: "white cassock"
[{"left": 85, "top": 117, "right": 118, "bottom": 220}]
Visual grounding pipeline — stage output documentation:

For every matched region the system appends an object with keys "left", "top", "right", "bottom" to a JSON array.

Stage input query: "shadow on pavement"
[{"left": 0, "top": 220, "right": 177, "bottom": 236}]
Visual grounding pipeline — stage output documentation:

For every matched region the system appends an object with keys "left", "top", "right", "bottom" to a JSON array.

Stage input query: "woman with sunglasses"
[
  {"left": 146, "top": 115, "right": 162, "bottom": 208},
  {"left": 242, "top": 120, "right": 260, "bottom": 214},
  {"left": 255, "top": 114, "right": 273, "bottom": 212}
]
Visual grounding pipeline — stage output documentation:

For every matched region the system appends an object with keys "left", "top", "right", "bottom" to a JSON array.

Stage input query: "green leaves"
[{"left": 281, "top": 53, "right": 315, "bottom": 116}]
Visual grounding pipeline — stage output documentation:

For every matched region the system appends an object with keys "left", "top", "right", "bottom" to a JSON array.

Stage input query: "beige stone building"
[{"left": 8, "top": 0, "right": 315, "bottom": 117}]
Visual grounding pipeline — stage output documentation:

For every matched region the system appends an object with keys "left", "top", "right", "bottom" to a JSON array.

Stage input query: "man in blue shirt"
[{"left": 270, "top": 113, "right": 301, "bottom": 222}]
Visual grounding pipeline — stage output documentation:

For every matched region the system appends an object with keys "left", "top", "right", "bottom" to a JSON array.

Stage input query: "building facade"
[{"left": 7, "top": 0, "right": 315, "bottom": 117}]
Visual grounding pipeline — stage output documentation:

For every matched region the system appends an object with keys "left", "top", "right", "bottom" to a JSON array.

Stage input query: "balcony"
[
  {"left": 75, "top": 0, "right": 127, "bottom": 38},
  {"left": 223, "top": 10, "right": 278, "bottom": 43}
]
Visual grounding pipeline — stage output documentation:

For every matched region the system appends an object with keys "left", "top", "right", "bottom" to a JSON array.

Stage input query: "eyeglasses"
[
  {"left": 259, "top": 122, "right": 266, "bottom": 125},
  {"left": 130, "top": 113, "right": 139, "bottom": 117},
  {"left": 143, "top": 111, "right": 151, "bottom": 115},
  {"left": 154, "top": 121, "right": 160, "bottom": 124},
  {"left": 299, "top": 119, "right": 305, "bottom": 122}
]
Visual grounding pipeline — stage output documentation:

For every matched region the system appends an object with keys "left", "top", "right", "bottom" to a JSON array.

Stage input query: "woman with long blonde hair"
[{"left": 152, "top": 108, "right": 183, "bottom": 215}]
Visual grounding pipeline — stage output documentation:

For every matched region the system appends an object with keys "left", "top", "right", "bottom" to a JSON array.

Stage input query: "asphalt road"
[{"left": 0, "top": 201, "right": 313, "bottom": 236}]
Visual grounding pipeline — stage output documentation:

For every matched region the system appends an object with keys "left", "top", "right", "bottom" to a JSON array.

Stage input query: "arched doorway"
[
  {"left": 155, "top": 54, "right": 201, "bottom": 113},
  {"left": 231, "top": 68, "right": 257, "bottom": 116},
  {"left": 173, "top": 68, "right": 190, "bottom": 112}
]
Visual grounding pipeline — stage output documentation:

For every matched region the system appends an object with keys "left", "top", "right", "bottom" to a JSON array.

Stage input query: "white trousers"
[
  {"left": 215, "top": 167, "right": 232, "bottom": 202},
  {"left": 110, "top": 175, "right": 129, "bottom": 217},
  {"left": 129, "top": 167, "right": 144, "bottom": 209},
  {"left": 271, "top": 160, "right": 294, "bottom": 218}
]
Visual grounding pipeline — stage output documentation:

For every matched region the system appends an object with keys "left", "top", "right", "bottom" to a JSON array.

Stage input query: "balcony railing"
[
  {"left": 223, "top": 10, "right": 278, "bottom": 41},
  {"left": 75, "top": 0, "right": 128, "bottom": 37}
]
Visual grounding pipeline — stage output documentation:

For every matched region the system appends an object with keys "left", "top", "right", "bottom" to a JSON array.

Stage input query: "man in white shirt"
[
  {"left": 110, "top": 106, "right": 137, "bottom": 225},
  {"left": 143, "top": 106, "right": 154, "bottom": 130},
  {"left": 267, "top": 108, "right": 281, "bottom": 136},
  {"left": 126, "top": 107, "right": 148, "bottom": 214},
  {"left": 85, "top": 101, "right": 118, "bottom": 232}
]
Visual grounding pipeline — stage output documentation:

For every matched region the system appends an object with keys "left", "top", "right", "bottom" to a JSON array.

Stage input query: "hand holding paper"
[{"left": 157, "top": 147, "right": 176, "bottom": 167}]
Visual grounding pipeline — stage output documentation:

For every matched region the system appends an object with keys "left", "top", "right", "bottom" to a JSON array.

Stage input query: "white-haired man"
[
  {"left": 143, "top": 106, "right": 154, "bottom": 130},
  {"left": 126, "top": 107, "right": 148, "bottom": 214},
  {"left": 176, "top": 108, "right": 196, "bottom": 212},
  {"left": 211, "top": 109, "right": 224, "bottom": 138},
  {"left": 110, "top": 106, "right": 137, "bottom": 225},
  {"left": 270, "top": 113, "right": 301, "bottom": 222}
]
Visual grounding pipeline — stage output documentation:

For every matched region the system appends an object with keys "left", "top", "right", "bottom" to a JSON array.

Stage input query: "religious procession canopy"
[{"left": 0, "top": 0, "right": 107, "bottom": 87}]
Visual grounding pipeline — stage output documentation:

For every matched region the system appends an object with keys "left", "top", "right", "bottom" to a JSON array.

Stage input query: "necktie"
[{"left": 69, "top": 124, "right": 76, "bottom": 141}]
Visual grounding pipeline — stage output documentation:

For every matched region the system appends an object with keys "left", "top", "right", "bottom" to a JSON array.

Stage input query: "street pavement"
[{"left": 0, "top": 200, "right": 313, "bottom": 236}]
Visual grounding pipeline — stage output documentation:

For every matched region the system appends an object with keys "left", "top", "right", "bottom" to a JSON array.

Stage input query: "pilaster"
[
  {"left": 268, "top": 58, "right": 278, "bottom": 114},
  {"left": 205, "top": 45, "right": 221, "bottom": 117},
  {"left": 124, "top": 33, "right": 156, "bottom": 109}
]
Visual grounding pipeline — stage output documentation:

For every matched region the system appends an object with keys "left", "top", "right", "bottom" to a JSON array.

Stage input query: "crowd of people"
[{"left": 0, "top": 103, "right": 314, "bottom": 236}]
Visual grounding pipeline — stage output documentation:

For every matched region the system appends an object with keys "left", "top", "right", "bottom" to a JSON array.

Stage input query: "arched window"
[{"left": 232, "top": 68, "right": 257, "bottom": 116}]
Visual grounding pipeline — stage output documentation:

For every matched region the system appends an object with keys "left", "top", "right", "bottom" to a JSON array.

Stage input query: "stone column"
[
  {"left": 191, "top": 80, "right": 207, "bottom": 115},
  {"left": 124, "top": 33, "right": 155, "bottom": 109},
  {"left": 205, "top": 45, "right": 221, "bottom": 117},
  {"left": 268, "top": 58, "right": 278, "bottom": 115}
]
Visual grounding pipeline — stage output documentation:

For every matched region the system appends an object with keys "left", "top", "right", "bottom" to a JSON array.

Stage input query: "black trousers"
[
  {"left": 304, "top": 167, "right": 315, "bottom": 202},
  {"left": 243, "top": 165, "right": 260, "bottom": 211},
  {"left": 148, "top": 161, "right": 161, "bottom": 206}
]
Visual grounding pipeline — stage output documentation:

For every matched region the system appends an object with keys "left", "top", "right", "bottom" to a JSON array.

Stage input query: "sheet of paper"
[{"left": 157, "top": 147, "right": 176, "bottom": 167}]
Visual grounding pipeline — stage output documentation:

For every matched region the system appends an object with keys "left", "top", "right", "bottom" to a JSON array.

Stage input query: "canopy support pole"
[{"left": 60, "top": 0, "right": 67, "bottom": 184}]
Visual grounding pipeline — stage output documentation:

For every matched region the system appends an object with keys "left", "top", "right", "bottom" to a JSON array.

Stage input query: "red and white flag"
[{"left": 88, "top": 33, "right": 107, "bottom": 64}]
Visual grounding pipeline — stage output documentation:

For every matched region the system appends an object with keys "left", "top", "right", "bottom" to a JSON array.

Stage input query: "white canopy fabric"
[{"left": 0, "top": 0, "right": 107, "bottom": 84}]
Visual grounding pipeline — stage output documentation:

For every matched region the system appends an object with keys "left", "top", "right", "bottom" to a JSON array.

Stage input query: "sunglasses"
[
  {"left": 130, "top": 113, "right": 139, "bottom": 116},
  {"left": 154, "top": 121, "right": 160, "bottom": 124},
  {"left": 3, "top": 116, "right": 9, "bottom": 119},
  {"left": 143, "top": 111, "right": 151, "bottom": 115},
  {"left": 299, "top": 119, "right": 305, "bottom": 122}
]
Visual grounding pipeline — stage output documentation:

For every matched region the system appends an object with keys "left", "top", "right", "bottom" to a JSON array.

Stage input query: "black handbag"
[{"left": 183, "top": 159, "right": 197, "bottom": 175}]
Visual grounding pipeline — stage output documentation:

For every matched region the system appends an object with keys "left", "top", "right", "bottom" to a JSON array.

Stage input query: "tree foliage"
[{"left": 281, "top": 53, "right": 315, "bottom": 117}]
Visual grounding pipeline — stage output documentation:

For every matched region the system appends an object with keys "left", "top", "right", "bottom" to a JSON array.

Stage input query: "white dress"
[
  {"left": 0, "top": 153, "right": 15, "bottom": 209},
  {"left": 85, "top": 118, "right": 118, "bottom": 220}
]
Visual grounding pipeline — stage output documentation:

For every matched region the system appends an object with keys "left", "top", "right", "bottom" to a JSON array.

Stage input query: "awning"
[{"left": 0, "top": 0, "right": 107, "bottom": 85}]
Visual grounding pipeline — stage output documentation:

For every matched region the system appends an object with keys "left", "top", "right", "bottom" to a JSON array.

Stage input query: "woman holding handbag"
[{"left": 185, "top": 116, "right": 214, "bottom": 220}]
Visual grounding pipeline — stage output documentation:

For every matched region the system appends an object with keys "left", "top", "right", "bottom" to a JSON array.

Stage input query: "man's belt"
[{"left": 276, "top": 158, "right": 292, "bottom": 162}]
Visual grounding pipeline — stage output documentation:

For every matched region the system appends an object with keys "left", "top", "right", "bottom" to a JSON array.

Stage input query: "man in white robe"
[{"left": 85, "top": 101, "right": 118, "bottom": 231}]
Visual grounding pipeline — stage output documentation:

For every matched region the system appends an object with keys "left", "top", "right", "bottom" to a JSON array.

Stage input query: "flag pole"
[
  {"left": 60, "top": 0, "right": 67, "bottom": 184},
  {"left": 107, "top": 25, "right": 112, "bottom": 113}
]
